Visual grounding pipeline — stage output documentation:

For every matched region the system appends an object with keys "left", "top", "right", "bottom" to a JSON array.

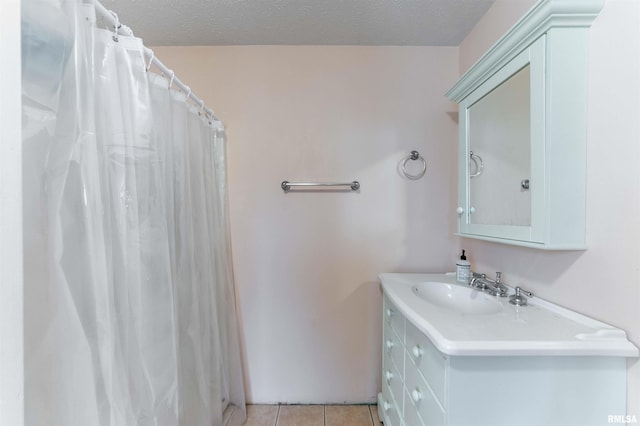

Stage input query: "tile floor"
[{"left": 243, "top": 404, "right": 382, "bottom": 426}]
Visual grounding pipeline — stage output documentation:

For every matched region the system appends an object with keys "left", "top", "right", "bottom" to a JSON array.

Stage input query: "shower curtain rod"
[{"left": 91, "top": 0, "right": 218, "bottom": 122}]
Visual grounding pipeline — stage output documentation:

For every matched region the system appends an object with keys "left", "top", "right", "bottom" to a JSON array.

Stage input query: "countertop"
[{"left": 379, "top": 272, "right": 639, "bottom": 357}]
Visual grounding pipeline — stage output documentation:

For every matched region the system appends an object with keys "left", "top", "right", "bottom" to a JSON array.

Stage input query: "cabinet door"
[{"left": 457, "top": 37, "right": 545, "bottom": 244}]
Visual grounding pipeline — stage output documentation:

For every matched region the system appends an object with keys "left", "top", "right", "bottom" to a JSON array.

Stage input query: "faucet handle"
[
  {"left": 488, "top": 272, "right": 509, "bottom": 297},
  {"left": 509, "top": 287, "right": 533, "bottom": 306}
]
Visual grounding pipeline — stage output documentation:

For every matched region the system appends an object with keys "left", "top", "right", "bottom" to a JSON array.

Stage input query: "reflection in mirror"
[{"left": 468, "top": 65, "right": 531, "bottom": 226}]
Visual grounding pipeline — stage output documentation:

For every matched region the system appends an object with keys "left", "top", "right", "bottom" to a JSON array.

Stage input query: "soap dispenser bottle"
[{"left": 456, "top": 250, "right": 471, "bottom": 283}]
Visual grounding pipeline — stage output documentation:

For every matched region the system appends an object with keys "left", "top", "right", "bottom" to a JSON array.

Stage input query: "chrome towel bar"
[{"left": 281, "top": 181, "right": 360, "bottom": 192}]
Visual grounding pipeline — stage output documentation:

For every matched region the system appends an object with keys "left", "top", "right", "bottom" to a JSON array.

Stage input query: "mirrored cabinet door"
[
  {"left": 469, "top": 65, "right": 531, "bottom": 227},
  {"left": 458, "top": 38, "right": 545, "bottom": 244}
]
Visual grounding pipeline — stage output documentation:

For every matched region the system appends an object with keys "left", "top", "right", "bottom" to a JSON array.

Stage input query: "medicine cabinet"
[{"left": 446, "top": 0, "right": 604, "bottom": 250}]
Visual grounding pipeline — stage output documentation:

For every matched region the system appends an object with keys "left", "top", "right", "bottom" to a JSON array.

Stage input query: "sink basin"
[{"left": 412, "top": 281, "right": 503, "bottom": 315}]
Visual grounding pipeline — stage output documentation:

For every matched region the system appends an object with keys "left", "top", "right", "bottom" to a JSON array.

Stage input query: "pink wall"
[
  {"left": 459, "top": 0, "right": 537, "bottom": 74},
  {"left": 153, "top": 46, "right": 459, "bottom": 403},
  {"left": 456, "top": 0, "right": 640, "bottom": 414}
]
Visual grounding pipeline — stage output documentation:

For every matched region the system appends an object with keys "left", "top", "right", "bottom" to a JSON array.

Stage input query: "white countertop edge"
[{"left": 379, "top": 272, "right": 639, "bottom": 358}]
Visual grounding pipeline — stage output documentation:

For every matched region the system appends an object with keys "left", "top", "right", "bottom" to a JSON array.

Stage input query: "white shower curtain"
[{"left": 21, "top": 1, "right": 246, "bottom": 425}]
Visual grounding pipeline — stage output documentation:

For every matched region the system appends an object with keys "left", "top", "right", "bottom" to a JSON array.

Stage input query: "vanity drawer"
[
  {"left": 383, "top": 295, "right": 405, "bottom": 343},
  {"left": 403, "top": 389, "right": 425, "bottom": 426},
  {"left": 380, "top": 390, "right": 403, "bottom": 426},
  {"left": 405, "top": 356, "right": 446, "bottom": 426},
  {"left": 383, "top": 348, "right": 404, "bottom": 413},
  {"left": 405, "top": 320, "right": 446, "bottom": 404},
  {"left": 404, "top": 389, "right": 424, "bottom": 426},
  {"left": 384, "top": 317, "right": 404, "bottom": 373}
]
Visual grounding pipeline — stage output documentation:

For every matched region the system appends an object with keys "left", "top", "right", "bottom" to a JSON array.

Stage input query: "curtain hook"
[
  {"left": 146, "top": 50, "right": 155, "bottom": 72},
  {"left": 168, "top": 70, "right": 175, "bottom": 89},
  {"left": 207, "top": 108, "right": 217, "bottom": 122},
  {"left": 199, "top": 100, "right": 205, "bottom": 116},
  {"left": 109, "top": 11, "right": 121, "bottom": 42},
  {"left": 185, "top": 86, "right": 192, "bottom": 100}
]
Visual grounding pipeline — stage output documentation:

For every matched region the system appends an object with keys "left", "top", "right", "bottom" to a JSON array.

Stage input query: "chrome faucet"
[
  {"left": 469, "top": 273, "right": 490, "bottom": 290},
  {"left": 469, "top": 271, "right": 509, "bottom": 297}
]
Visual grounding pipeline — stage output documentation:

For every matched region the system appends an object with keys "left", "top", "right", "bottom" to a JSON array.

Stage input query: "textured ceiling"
[{"left": 101, "top": 0, "right": 496, "bottom": 46}]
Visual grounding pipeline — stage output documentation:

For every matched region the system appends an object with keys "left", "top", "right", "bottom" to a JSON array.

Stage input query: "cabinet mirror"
[{"left": 468, "top": 64, "right": 531, "bottom": 228}]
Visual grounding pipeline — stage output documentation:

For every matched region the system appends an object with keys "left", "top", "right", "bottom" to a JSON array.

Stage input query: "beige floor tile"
[
  {"left": 244, "top": 404, "right": 279, "bottom": 426},
  {"left": 276, "top": 405, "right": 324, "bottom": 426},
  {"left": 369, "top": 405, "right": 381, "bottom": 425},
  {"left": 325, "top": 405, "right": 373, "bottom": 426}
]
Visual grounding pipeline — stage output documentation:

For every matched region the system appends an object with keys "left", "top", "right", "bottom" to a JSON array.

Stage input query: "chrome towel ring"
[
  {"left": 401, "top": 150, "right": 427, "bottom": 180},
  {"left": 470, "top": 151, "right": 484, "bottom": 178}
]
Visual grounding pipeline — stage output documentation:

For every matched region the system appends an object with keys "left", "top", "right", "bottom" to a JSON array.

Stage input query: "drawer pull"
[
  {"left": 385, "top": 339, "right": 395, "bottom": 350},
  {"left": 411, "top": 388, "right": 423, "bottom": 403},
  {"left": 383, "top": 400, "right": 391, "bottom": 412},
  {"left": 385, "top": 370, "right": 394, "bottom": 382},
  {"left": 386, "top": 308, "right": 394, "bottom": 318},
  {"left": 412, "top": 345, "right": 424, "bottom": 358}
]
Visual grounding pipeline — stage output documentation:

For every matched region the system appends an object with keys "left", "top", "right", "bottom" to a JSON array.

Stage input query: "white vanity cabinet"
[{"left": 379, "top": 292, "right": 630, "bottom": 426}]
